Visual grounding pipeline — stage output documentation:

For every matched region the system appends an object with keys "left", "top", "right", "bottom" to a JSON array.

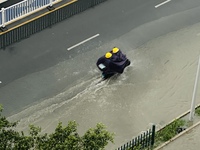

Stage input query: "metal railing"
[
  {"left": 117, "top": 125, "right": 156, "bottom": 150},
  {"left": 0, "top": 0, "right": 59, "bottom": 27},
  {"left": 0, "top": 0, "right": 108, "bottom": 49}
]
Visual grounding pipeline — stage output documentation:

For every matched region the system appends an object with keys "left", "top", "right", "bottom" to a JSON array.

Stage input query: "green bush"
[
  {"left": 155, "top": 119, "right": 185, "bottom": 142},
  {"left": 0, "top": 105, "right": 114, "bottom": 150},
  {"left": 195, "top": 107, "right": 200, "bottom": 116}
]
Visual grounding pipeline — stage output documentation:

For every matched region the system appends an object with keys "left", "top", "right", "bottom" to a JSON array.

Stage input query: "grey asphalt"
[
  {"left": 10, "top": 16, "right": 200, "bottom": 149},
  {"left": 1, "top": 0, "right": 200, "bottom": 149},
  {"left": 1, "top": 0, "right": 200, "bottom": 116},
  {"left": 0, "top": 0, "right": 23, "bottom": 8}
]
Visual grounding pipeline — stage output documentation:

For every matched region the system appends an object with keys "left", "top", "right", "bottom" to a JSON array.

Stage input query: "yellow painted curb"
[{"left": 0, "top": 0, "right": 77, "bottom": 35}]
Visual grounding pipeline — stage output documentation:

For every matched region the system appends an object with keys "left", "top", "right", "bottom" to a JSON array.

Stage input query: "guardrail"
[
  {"left": 117, "top": 125, "right": 156, "bottom": 150},
  {"left": 0, "top": 0, "right": 59, "bottom": 28},
  {"left": 0, "top": 0, "right": 107, "bottom": 49}
]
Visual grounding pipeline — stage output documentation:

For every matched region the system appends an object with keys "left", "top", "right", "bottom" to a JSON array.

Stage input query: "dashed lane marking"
[
  {"left": 155, "top": 0, "right": 171, "bottom": 8},
  {"left": 67, "top": 34, "right": 100, "bottom": 51}
]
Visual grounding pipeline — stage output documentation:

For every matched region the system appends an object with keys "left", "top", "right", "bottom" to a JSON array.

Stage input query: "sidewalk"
[{"left": 159, "top": 121, "right": 200, "bottom": 150}]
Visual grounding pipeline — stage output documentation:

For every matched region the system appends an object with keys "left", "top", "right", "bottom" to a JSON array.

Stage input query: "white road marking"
[
  {"left": 67, "top": 34, "right": 100, "bottom": 51},
  {"left": 155, "top": 0, "right": 171, "bottom": 8},
  {"left": 0, "top": 81, "right": 2, "bottom": 84}
]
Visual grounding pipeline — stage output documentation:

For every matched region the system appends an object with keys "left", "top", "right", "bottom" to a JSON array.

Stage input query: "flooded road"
[{"left": 7, "top": 19, "right": 200, "bottom": 149}]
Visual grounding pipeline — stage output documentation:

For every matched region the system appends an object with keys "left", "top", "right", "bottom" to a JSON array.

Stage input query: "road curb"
[
  {"left": 156, "top": 103, "right": 200, "bottom": 131},
  {"left": 155, "top": 120, "right": 200, "bottom": 150},
  {"left": 154, "top": 103, "right": 200, "bottom": 150}
]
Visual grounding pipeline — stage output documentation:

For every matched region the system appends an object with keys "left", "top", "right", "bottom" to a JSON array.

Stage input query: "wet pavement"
[
  {"left": 1, "top": 0, "right": 200, "bottom": 149},
  {"left": 6, "top": 16, "right": 200, "bottom": 149}
]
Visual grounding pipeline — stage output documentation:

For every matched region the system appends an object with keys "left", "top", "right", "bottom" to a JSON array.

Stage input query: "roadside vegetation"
[
  {"left": 0, "top": 104, "right": 114, "bottom": 150},
  {"left": 154, "top": 106, "right": 200, "bottom": 149},
  {"left": 1, "top": 103, "right": 200, "bottom": 150},
  {"left": 154, "top": 119, "right": 185, "bottom": 147},
  {"left": 195, "top": 106, "right": 200, "bottom": 116}
]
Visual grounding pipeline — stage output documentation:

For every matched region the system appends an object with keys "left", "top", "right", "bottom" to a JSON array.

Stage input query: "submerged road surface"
[{"left": 1, "top": 0, "right": 200, "bottom": 149}]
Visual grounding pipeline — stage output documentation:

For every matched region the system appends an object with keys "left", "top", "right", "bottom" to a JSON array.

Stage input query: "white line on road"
[
  {"left": 67, "top": 34, "right": 100, "bottom": 51},
  {"left": 0, "top": 81, "right": 2, "bottom": 84},
  {"left": 155, "top": 0, "right": 171, "bottom": 8}
]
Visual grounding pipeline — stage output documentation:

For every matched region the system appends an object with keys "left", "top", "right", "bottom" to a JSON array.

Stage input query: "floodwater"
[{"left": 7, "top": 21, "right": 200, "bottom": 149}]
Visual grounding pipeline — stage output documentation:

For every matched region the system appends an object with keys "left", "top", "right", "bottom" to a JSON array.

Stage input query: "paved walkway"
[{"left": 159, "top": 122, "right": 200, "bottom": 150}]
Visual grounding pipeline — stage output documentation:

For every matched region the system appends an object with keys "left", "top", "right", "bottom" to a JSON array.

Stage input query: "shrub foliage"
[{"left": 0, "top": 105, "right": 114, "bottom": 150}]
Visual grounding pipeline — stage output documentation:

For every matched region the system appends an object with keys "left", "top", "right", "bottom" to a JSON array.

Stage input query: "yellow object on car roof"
[
  {"left": 112, "top": 47, "right": 119, "bottom": 53},
  {"left": 105, "top": 52, "right": 112, "bottom": 58}
]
